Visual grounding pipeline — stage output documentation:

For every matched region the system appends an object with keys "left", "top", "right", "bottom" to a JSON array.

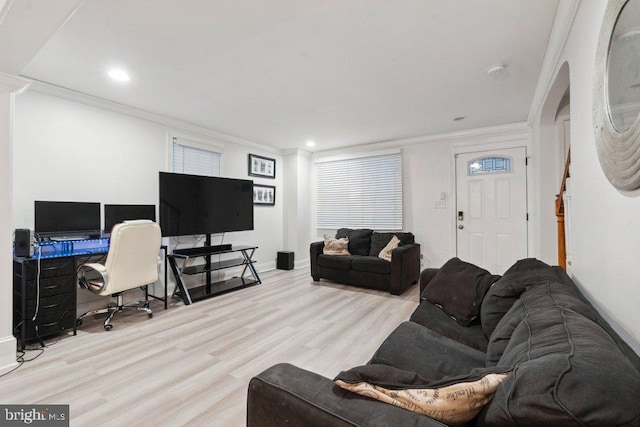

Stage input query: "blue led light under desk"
[{"left": 35, "top": 238, "right": 110, "bottom": 259}]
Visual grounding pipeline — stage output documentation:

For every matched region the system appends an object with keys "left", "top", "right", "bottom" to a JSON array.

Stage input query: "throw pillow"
[
  {"left": 369, "top": 232, "right": 414, "bottom": 256},
  {"left": 422, "top": 257, "right": 501, "bottom": 326},
  {"left": 378, "top": 235, "right": 400, "bottom": 262},
  {"left": 336, "top": 228, "right": 373, "bottom": 256},
  {"left": 480, "top": 258, "right": 563, "bottom": 337},
  {"left": 323, "top": 235, "right": 350, "bottom": 255},
  {"left": 334, "top": 364, "right": 510, "bottom": 426}
]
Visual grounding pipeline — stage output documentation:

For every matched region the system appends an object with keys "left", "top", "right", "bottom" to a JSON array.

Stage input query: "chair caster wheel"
[
  {"left": 104, "top": 324, "right": 113, "bottom": 331},
  {"left": 76, "top": 319, "right": 83, "bottom": 327},
  {"left": 148, "top": 313, "right": 153, "bottom": 318}
]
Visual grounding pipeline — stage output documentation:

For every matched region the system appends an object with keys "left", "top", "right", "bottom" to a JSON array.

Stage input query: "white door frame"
[{"left": 448, "top": 131, "right": 532, "bottom": 263}]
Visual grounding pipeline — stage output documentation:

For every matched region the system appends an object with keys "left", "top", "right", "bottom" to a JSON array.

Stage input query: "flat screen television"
[
  {"left": 34, "top": 200, "right": 101, "bottom": 239},
  {"left": 159, "top": 172, "right": 254, "bottom": 237},
  {"left": 104, "top": 204, "right": 156, "bottom": 232}
]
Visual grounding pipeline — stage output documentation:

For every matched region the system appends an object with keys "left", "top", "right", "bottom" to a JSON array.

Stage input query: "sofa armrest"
[
  {"left": 389, "top": 243, "right": 421, "bottom": 295},
  {"left": 247, "top": 363, "right": 448, "bottom": 427},
  {"left": 419, "top": 268, "right": 440, "bottom": 301},
  {"left": 310, "top": 241, "right": 324, "bottom": 280}
]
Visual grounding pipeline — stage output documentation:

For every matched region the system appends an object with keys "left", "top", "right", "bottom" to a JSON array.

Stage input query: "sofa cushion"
[
  {"left": 336, "top": 228, "right": 373, "bottom": 256},
  {"left": 410, "top": 301, "right": 489, "bottom": 352},
  {"left": 350, "top": 255, "right": 391, "bottom": 275},
  {"left": 370, "top": 321, "right": 486, "bottom": 379},
  {"left": 422, "top": 257, "right": 501, "bottom": 327},
  {"left": 480, "top": 282, "right": 640, "bottom": 426},
  {"left": 322, "top": 235, "right": 350, "bottom": 256},
  {"left": 377, "top": 235, "right": 400, "bottom": 261},
  {"left": 369, "top": 232, "right": 414, "bottom": 256},
  {"left": 335, "top": 364, "right": 510, "bottom": 426},
  {"left": 485, "top": 281, "right": 599, "bottom": 366},
  {"left": 480, "top": 258, "right": 566, "bottom": 337},
  {"left": 317, "top": 254, "right": 352, "bottom": 271}
]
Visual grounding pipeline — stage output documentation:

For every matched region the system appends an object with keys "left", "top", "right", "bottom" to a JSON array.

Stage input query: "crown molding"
[
  {"left": 0, "top": 71, "right": 30, "bottom": 94},
  {"left": 0, "top": 0, "right": 15, "bottom": 26},
  {"left": 314, "top": 121, "right": 532, "bottom": 157},
  {"left": 527, "top": 0, "right": 582, "bottom": 125},
  {"left": 282, "top": 148, "right": 312, "bottom": 158},
  {"left": 23, "top": 78, "right": 282, "bottom": 155}
]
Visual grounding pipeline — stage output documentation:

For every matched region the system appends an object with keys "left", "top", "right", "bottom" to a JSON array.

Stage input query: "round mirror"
[
  {"left": 607, "top": 0, "right": 640, "bottom": 133},
  {"left": 594, "top": 0, "right": 640, "bottom": 191}
]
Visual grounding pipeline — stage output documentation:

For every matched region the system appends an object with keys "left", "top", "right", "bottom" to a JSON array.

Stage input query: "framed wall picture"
[
  {"left": 253, "top": 184, "right": 276, "bottom": 206},
  {"left": 248, "top": 154, "right": 276, "bottom": 179}
]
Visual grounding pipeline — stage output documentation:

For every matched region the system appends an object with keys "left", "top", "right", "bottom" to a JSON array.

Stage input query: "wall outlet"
[{"left": 434, "top": 200, "right": 446, "bottom": 209}]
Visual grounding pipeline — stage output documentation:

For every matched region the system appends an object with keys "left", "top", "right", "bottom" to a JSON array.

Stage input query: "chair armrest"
[
  {"left": 310, "top": 241, "right": 324, "bottom": 278},
  {"left": 419, "top": 268, "right": 440, "bottom": 301},
  {"left": 310, "top": 241, "right": 324, "bottom": 258},
  {"left": 77, "top": 263, "right": 109, "bottom": 294},
  {"left": 389, "top": 243, "right": 421, "bottom": 295},
  {"left": 247, "top": 363, "right": 447, "bottom": 427}
]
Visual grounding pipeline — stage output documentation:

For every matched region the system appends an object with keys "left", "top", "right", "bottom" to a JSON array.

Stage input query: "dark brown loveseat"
[{"left": 310, "top": 228, "right": 420, "bottom": 295}]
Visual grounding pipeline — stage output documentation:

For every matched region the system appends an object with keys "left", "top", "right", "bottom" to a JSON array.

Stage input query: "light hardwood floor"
[{"left": 1, "top": 268, "right": 420, "bottom": 426}]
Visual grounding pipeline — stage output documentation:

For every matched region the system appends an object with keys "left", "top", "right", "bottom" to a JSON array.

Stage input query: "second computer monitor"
[{"left": 104, "top": 204, "right": 156, "bottom": 232}]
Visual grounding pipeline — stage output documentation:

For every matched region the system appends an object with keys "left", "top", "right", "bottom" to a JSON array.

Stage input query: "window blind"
[
  {"left": 172, "top": 137, "right": 221, "bottom": 177},
  {"left": 316, "top": 153, "right": 403, "bottom": 230}
]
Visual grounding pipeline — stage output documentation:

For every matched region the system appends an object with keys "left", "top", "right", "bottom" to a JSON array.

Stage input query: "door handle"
[{"left": 458, "top": 224, "right": 464, "bottom": 230}]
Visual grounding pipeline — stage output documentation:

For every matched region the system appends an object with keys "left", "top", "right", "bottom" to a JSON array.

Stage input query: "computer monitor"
[
  {"left": 104, "top": 204, "right": 156, "bottom": 232},
  {"left": 34, "top": 201, "right": 101, "bottom": 239}
]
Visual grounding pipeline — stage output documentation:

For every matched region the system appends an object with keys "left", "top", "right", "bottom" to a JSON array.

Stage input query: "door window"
[{"left": 468, "top": 156, "right": 511, "bottom": 175}]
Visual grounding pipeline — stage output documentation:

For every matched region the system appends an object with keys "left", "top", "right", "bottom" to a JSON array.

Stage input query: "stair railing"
[{"left": 555, "top": 148, "right": 571, "bottom": 270}]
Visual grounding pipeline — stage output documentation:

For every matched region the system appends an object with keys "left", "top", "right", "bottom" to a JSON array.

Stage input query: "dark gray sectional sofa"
[
  {"left": 247, "top": 258, "right": 640, "bottom": 426},
  {"left": 310, "top": 228, "right": 420, "bottom": 295}
]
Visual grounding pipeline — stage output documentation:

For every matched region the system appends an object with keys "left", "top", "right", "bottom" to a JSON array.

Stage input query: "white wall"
[
  {"left": 402, "top": 142, "right": 455, "bottom": 267},
  {"left": 13, "top": 90, "right": 284, "bottom": 300},
  {"left": 13, "top": 91, "right": 166, "bottom": 226},
  {"left": 535, "top": 1, "right": 640, "bottom": 353}
]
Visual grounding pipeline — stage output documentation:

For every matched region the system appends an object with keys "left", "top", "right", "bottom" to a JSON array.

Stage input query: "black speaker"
[
  {"left": 277, "top": 251, "right": 294, "bottom": 270},
  {"left": 15, "top": 228, "right": 33, "bottom": 258}
]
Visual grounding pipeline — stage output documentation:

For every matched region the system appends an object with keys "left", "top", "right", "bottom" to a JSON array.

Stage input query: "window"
[
  {"left": 468, "top": 156, "right": 511, "bottom": 175},
  {"left": 316, "top": 152, "right": 403, "bottom": 230},
  {"left": 172, "top": 137, "right": 221, "bottom": 177}
]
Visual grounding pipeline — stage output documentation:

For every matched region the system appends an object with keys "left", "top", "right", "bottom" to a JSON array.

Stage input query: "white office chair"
[{"left": 77, "top": 220, "right": 162, "bottom": 331}]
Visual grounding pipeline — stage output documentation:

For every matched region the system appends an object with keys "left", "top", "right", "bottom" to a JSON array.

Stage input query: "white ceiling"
[{"left": 19, "top": 0, "right": 560, "bottom": 152}]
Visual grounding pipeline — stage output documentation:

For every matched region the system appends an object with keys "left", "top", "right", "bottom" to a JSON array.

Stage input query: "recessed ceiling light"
[
  {"left": 108, "top": 68, "right": 130, "bottom": 82},
  {"left": 453, "top": 116, "right": 466, "bottom": 121},
  {"left": 306, "top": 141, "right": 316, "bottom": 147}
]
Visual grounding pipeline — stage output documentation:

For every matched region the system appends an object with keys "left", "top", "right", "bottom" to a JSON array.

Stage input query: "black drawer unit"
[{"left": 13, "top": 256, "right": 78, "bottom": 349}]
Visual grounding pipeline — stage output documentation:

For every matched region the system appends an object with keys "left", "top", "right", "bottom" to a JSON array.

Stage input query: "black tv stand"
[
  {"left": 173, "top": 244, "right": 232, "bottom": 257},
  {"left": 168, "top": 238, "right": 260, "bottom": 305}
]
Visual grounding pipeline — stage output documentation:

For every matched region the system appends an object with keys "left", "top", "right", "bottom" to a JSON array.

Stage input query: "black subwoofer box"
[{"left": 277, "top": 251, "right": 294, "bottom": 270}]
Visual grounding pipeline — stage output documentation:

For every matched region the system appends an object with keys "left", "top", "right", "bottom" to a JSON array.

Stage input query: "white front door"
[{"left": 455, "top": 147, "right": 528, "bottom": 274}]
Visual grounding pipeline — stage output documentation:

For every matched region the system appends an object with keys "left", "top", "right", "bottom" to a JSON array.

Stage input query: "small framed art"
[
  {"left": 253, "top": 184, "right": 276, "bottom": 206},
  {"left": 248, "top": 154, "right": 276, "bottom": 179}
]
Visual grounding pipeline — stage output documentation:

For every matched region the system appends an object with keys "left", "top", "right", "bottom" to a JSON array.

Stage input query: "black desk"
[
  {"left": 13, "top": 239, "right": 168, "bottom": 349},
  {"left": 168, "top": 245, "right": 261, "bottom": 305}
]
